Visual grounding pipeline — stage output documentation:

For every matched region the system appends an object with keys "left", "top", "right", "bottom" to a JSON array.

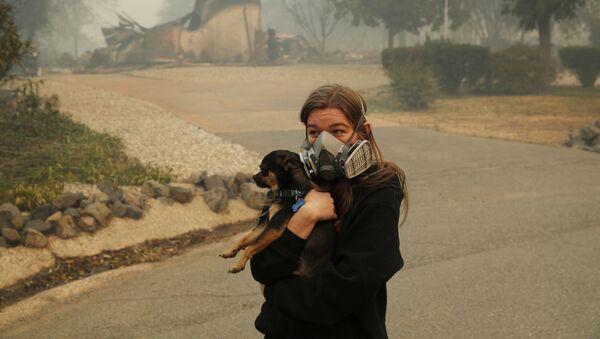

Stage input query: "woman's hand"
[
  {"left": 287, "top": 189, "right": 337, "bottom": 240},
  {"left": 301, "top": 189, "right": 337, "bottom": 222}
]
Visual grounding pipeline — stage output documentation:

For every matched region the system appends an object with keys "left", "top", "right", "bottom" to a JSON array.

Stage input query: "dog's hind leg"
[
  {"left": 219, "top": 223, "right": 268, "bottom": 258},
  {"left": 228, "top": 227, "right": 286, "bottom": 273},
  {"left": 220, "top": 206, "right": 270, "bottom": 259}
]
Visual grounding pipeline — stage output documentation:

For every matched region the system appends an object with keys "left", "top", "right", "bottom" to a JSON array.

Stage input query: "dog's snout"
[{"left": 253, "top": 173, "right": 267, "bottom": 188}]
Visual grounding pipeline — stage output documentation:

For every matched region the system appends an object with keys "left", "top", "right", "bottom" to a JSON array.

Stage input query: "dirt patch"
[
  {"left": 366, "top": 85, "right": 600, "bottom": 146},
  {"left": 0, "top": 220, "right": 253, "bottom": 311}
]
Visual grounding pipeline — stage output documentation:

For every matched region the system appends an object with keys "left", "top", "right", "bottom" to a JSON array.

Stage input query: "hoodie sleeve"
[
  {"left": 251, "top": 227, "right": 307, "bottom": 284},
  {"left": 263, "top": 189, "right": 404, "bottom": 325}
]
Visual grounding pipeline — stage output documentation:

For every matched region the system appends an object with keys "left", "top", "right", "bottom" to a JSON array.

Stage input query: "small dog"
[{"left": 220, "top": 150, "right": 335, "bottom": 276}]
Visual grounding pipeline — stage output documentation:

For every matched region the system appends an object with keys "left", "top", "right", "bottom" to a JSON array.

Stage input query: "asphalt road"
[{"left": 1, "top": 67, "right": 599, "bottom": 338}]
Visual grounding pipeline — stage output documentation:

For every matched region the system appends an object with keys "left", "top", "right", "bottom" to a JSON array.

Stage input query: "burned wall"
[{"left": 180, "top": 3, "right": 261, "bottom": 63}]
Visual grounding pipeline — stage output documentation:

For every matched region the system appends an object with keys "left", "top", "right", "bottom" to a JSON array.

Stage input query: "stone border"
[{"left": 0, "top": 172, "right": 266, "bottom": 251}]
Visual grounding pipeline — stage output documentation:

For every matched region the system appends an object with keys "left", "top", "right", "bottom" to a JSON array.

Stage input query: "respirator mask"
[{"left": 299, "top": 106, "right": 374, "bottom": 182}]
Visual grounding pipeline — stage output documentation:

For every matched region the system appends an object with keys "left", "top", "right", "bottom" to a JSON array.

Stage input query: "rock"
[
  {"left": 93, "top": 192, "right": 111, "bottom": 204},
  {"left": 79, "top": 197, "right": 94, "bottom": 209},
  {"left": 84, "top": 202, "right": 113, "bottom": 227},
  {"left": 52, "top": 192, "right": 83, "bottom": 209},
  {"left": 30, "top": 203, "right": 57, "bottom": 221},
  {"left": 141, "top": 181, "right": 170, "bottom": 198},
  {"left": 228, "top": 185, "right": 240, "bottom": 199},
  {"left": 126, "top": 205, "right": 143, "bottom": 220},
  {"left": 0, "top": 215, "right": 10, "bottom": 230},
  {"left": 225, "top": 176, "right": 239, "bottom": 198},
  {"left": 0, "top": 203, "right": 24, "bottom": 229},
  {"left": 240, "top": 183, "right": 267, "bottom": 210},
  {"left": 204, "top": 175, "right": 225, "bottom": 190},
  {"left": 112, "top": 201, "right": 129, "bottom": 218},
  {"left": 1, "top": 227, "right": 21, "bottom": 246},
  {"left": 98, "top": 181, "right": 124, "bottom": 203},
  {"left": 198, "top": 172, "right": 209, "bottom": 185},
  {"left": 225, "top": 176, "right": 237, "bottom": 189},
  {"left": 78, "top": 216, "right": 97, "bottom": 232},
  {"left": 0, "top": 236, "right": 7, "bottom": 248},
  {"left": 184, "top": 171, "right": 206, "bottom": 185},
  {"left": 97, "top": 180, "right": 116, "bottom": 195},
  {"left": 122, "top": 187, "right": 145, "bottom": 208},
  {"left": 46, "top": 211, "right": 63, "bottom": 223},
  {"left": 565, "top": 127, "right": 574, "bottom": 147},
  {"left": 56, "top": 215, "right": 79, "bottom": 239},
  {"left": 109, "top": 188, "right": 124, "bottom": 203},
  {"left": 22, "top": 228, "right": 48, "bottom": 248},
  {"left": 168, "top": 185, "right": 193, "bottom": 204},
  {"left": 203, "top": 188, "right": 228, "bottom": 213},
  {"left": 235, "top": 172, "right": 250, "bottom": 185},
  {"left": 63, "top": 208, "right": 81, "bottom": 224},
  {"left": 26, "top": 219, "right": 54, "bottom": 234},
  {"left": 580, "top": 125, "right": 600, "bottom": 146},
  {"left": 595, "top": 120, "right": 600, "bottom": 129}
]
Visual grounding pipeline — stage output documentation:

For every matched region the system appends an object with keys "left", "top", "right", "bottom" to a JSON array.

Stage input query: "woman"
[{"left": 251, "top": 84, "right": 408, "bottom": 339}]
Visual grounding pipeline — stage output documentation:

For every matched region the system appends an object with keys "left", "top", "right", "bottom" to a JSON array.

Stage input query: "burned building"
[{"left": 97, "top": 0, "right": 261, "bottom": 66}]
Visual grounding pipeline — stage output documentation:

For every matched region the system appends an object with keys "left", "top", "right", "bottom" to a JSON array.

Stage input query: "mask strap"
[{"left": 344, "top": 105, "right": 367, "bottom": 147}]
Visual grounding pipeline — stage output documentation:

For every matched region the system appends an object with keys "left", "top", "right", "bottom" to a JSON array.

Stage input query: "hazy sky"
[{"left": 115, "top": 0, "right": 164, "bottom": 27}]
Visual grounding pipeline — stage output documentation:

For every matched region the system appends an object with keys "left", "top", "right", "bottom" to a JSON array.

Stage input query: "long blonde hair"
[{"left": 300, "top": 84, "right": 409, "bottom": 225}]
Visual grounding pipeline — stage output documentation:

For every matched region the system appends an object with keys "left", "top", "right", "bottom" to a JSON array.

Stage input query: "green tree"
[
  {"left": 5, "top": 0, "right": 56, "bottom": 41},
  {"left": 332, "top": 0, "right": 469, "bottom": 48},
  {"left": 8, "top": 0, "right": 114, "bottom": 58},
  {"left": 560, "top": 0, "right": 600, "bottom": 46},
  {"left": 0, "top": 0, "right": 31, "bottom": 83},
  {"left": 502, "top": 0, "right": 586, "bottom": 91},
  {"left": 463, "top": 0, "right": 521, "bottom": 49}
]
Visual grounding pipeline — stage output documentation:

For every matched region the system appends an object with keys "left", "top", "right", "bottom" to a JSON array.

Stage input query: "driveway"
[{"left": 1, "top": 65, "right": 599, "bottom": 338}]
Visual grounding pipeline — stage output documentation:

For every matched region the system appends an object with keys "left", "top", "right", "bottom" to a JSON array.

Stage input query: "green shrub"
[
  {"left": 590, "top": 18, "right": 600, "bottom": 47},
  {"left": 382, "top": 47, "right": 422, "bottom": 71},
  {"left": 422, "top": 40, "right": 490, "bottom": 94},
  {"left": 559, "top": 46, "right": 600, "bottom": 88},
  {"left": 382, "top": 42, "right": 490, "bottom": 95},
  {"left": 386, "top": 61, "right": 439, "bottom": 109},
  {"left": 0, "top": 81, "right": 171, "bottom": 210},
  {"left": 487, "top": 45, "right": 554, "bottom": 94}
]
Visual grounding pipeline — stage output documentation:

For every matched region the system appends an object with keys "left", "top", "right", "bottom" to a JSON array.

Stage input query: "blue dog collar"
[{"left": 292, "top": 198, "right": 305, "bottom": 212}]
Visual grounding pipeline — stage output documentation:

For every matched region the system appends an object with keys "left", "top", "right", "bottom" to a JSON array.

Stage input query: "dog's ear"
[{"left": 283, "top": 156, "right": 302, "bottom": 171}]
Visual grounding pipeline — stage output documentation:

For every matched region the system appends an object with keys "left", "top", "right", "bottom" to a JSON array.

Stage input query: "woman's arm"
[
  {"left": 263, "top": 199, "right": 403, "bottom": 326},
  {"left": 250, "top": 189, "right": 337, "bottom": 284}
]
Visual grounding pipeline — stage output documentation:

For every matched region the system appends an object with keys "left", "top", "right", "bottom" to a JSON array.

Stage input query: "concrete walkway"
[{"left": 1, "top": 66, "right": 599, "bottom": 338}]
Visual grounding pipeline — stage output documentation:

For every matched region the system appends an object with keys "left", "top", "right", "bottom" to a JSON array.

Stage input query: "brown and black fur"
[{"left": 220, "top": 150, "right": 336, "bottom": 276}]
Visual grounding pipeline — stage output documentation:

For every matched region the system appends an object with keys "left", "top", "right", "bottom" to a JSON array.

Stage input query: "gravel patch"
[
  {"left": 41, "top": 81, "right": 261, "bottom": 178},
  {"left": 0, "top": 248, "right": 55, "bottom": 289}
]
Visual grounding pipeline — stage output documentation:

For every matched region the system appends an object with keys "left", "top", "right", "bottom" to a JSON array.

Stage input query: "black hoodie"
[{"left": 251, "top": 174, "right": 404, "bottom": 339}]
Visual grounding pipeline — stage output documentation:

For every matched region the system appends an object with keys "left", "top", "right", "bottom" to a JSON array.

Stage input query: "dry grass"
[{"left": 366, "top": 84, "right": 600, "bottom": 146}]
